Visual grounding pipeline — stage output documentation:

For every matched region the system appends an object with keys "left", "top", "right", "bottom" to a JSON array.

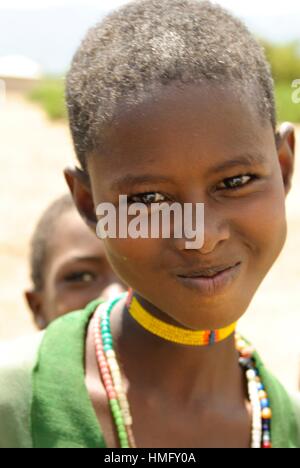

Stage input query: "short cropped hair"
[
  {"left": 30, "top": 194, "right": 75, "bottom": 291},
  {"left": 66, "top": 0, "right": 276, "bottom": 170}
]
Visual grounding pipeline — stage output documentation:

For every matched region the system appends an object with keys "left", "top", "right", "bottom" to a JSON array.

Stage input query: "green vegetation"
[
  {"left": 28, "top": 77, "right": 67, "bottom": 121},
  {"left": 27, "top": 41, "right": 300, "bottom": 123},
  {"left": 261, "top": 40, "right": 300, "bottom": 123},
  {"left": 275, "top": 82, "right": 300, "bottom": 123}
]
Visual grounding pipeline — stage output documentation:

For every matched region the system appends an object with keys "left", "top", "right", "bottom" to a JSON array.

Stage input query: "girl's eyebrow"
[
  {"left": 111, "top": 174, "right": 174, "bottom": 191},
  {"left": 110, "top": 152, "right": 266, "bottom": 191},
  {"left": 208, "top": 152, "right": 266, "bottom": 175}
]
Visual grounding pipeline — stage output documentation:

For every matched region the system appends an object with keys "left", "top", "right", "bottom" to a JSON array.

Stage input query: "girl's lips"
[{"left": 176, "top": 262, "right": 242, "bottom": 296}]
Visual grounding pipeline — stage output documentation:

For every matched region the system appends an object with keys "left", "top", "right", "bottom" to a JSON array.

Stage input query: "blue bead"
[
  {"left": 209, "top": 331, "right": 216, "bottom": 345},
  {"left": 257, "top": 383, "right": 264, "bottom": 391},
  {"left": 260, "top": 399, "right": 270, "bottom": 409}
]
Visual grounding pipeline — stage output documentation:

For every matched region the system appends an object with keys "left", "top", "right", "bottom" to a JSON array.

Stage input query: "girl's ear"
[
  {"left": 64, "top": 166, "right": 97, "bottom": 230},
  {"left": 276, "top": 122, "right": 296, "bottom": 196}
]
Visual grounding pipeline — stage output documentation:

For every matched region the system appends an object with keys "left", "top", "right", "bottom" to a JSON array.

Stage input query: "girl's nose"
[{"left": 173, "top": 205, "right": 230, "bottom": 254}]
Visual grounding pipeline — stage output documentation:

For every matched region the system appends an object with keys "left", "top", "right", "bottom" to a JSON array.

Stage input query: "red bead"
[
  {"left": 99, "top": 358, "right": 108, "bottom": 367},
  {"left": 240, "top": 347, "right": 254, "bottom": 359},
  {"left": 102, "top": 375, "right": 113, "bottom": 386},
  {"left": 262, "top": 442, "right": 272, "bottom": 449},
  {"left": 98, "top": 357, "right": 107, "bottom": 367},
  {"left": 101, "top": 367, "right": 110, "bottom": 376},
  {"left": 105, "top": 384, "right": 115, "bottom": 394},
  {"left": 108, "top": 390, "right": 117, "bottom": 400}
]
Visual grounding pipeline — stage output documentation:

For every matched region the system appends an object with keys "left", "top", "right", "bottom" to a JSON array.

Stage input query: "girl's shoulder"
[
  {"left": 0, "top": 333, "right": 44, "bottom": 448},
  {"left": 290, "top": 392, "right": 300, "bottom": 435},
  {"left": 253, "top": 349, "right": 300, "bottom": 448}
]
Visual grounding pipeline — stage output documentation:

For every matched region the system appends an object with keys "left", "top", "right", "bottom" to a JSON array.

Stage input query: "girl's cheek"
[
  {"left": 103, "top": 237, "right": 161, "bottom": 265},
  {"left": 237, "top": 182, "right": 287, "bottom": 258}
]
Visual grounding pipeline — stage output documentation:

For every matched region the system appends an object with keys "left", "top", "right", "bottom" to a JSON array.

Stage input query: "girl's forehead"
[
  {"left": 103, "top": 84, "right": 269, "bottom": 151},
  {"left": 88, "top": 83, "right": 275, "bottom": 190}
]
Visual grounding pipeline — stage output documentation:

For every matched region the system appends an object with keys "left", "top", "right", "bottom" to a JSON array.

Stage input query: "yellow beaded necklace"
[{"left": 127, "top": 291, "right": 237, "bottom": 346}]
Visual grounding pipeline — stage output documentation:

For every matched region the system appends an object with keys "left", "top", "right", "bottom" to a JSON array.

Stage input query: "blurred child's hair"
[
  {"left": 66, "top": 0, "right": 276, "bottom": 170},
  {"left": 30, "top": 194, "right": 74, "bottom": 291}
]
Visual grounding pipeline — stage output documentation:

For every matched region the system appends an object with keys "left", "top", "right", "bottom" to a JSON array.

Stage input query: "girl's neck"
[{"left": 109, "top": 294, "right": 248, "bottom": 408}]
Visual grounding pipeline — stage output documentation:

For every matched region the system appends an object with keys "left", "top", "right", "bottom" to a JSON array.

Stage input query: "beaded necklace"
[
  {"left": 127, "top": 292, "right": 237, "bottom": 346},
  {"left": 93, "top": 291, "right": 272, "bottom": 448}
]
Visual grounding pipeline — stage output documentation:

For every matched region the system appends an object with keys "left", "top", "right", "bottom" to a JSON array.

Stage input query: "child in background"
[
  {"left": 1, "top": 0, "right": 300, "bottom": 448},
  {"left": 25, "top": 194, "right": 125, "bottom": 328}
]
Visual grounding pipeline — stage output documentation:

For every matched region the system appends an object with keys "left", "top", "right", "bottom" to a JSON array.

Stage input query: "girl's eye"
[
  {"left": 217, "top": 174, "right": 258, "bottom": 191},
  {"left": 128, "top": 192, "right": 167, "bottom": 205},
  {"left": 64, "top": 272, "right": 96, "bottom": 283}
]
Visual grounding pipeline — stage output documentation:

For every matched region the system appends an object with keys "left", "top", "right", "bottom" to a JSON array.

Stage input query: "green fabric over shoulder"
[
  {"left": 31, "top": 298, "right": 109, "bottom": 448},
  {"left": 251, "top": 349, "right": 300, "bottom": 448}
]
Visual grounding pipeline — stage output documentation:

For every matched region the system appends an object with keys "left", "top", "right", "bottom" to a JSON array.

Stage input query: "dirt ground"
[{"left": 0, "top": 92, "right": 300, "bottom": 391}]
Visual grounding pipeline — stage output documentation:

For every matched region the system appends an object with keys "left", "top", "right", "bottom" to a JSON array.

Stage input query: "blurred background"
[{"left": 0, "top": 0, "right": 299, "bottom": 390}]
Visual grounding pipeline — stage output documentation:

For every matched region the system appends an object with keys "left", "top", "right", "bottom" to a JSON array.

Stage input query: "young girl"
[
  {"left": 1, "top": 0, "right": 300, "bottom": 448},
  {"left": 25, "top": 194, "right": 125, "bottom": 328}
]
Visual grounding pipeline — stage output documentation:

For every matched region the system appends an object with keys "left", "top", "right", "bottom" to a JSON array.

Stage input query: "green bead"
[
  {"left": 120, "top": 438, "right": 129, "bottom": 446},
  {"left": 118, "top": 429, "right": 127, "bottom": 440},
  {"left": 101, "top": 325, "right": 111, "bottom": 334},
  {"left": 121, "top": 442, "right": 130, "bottom": 448},
  {"left": 103, "top": 337, "right": 113, "bottom": 345},
  {"left": 112, "top": 406, "right": 121, "bottom": 417},
  {"left": 115, "top": 415, "right": 124, "bottom": 426},
  {"left": 102, "top": 332, "right": 112, "bottom": 340},
  {"left": 112, "top": 407, "right": 121, "bottom": 418},
  {"left": 117, "top": 424, "right": 126, "bottom": 434},
  {"left": 103, "top": 339, "right": 113, "bottom": 348},
  {"left": 107, "top": 297, "right": 121, "bottom": 314},
  {"left": 102, "top": 334, "right": 112, "bottom": 342},
  {"left": 101, "top": 318, "right": 110, "bottom": 327},
  {"left": 120, "top": 437, "right": 129, "bottom": 447},
  {"left": 110, "top": 399, "right": 118, "bottom": 408},
  {"left": 112, "top": 408, "right": 121, "bottom": 419},
  {"left": 104, "top": 344, "right": 113, "bottom": 352},
  {"left": 109, "top": 400, "right": 119, "bottom": 411},
  {"left": 101, "top": 330, "right": 112, "bottom": 338}
]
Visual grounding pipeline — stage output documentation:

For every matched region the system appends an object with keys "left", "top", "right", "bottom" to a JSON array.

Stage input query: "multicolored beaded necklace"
[{"left": 93, "top": 289, "right": 272, "bottom": 448}]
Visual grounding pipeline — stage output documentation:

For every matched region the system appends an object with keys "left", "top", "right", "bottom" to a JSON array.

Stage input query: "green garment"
[{"left": 0, "top": 294, "right": 300, "bottom": 448}]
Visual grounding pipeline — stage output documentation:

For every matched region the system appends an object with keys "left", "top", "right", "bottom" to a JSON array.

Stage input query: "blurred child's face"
[
  {"left": 80, "top": 83, "right": 294, "bottom": 330},
  {"left": 26, "top": 208, "right": 125, "bottom": 328}
]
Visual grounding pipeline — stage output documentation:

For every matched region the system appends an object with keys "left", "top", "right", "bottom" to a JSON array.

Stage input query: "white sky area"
[
  {"left": 0, "top": 0, "right": 300, "bottom": 16},
  {"left": 0, "top": 0, "right": 298, "bottom": 73}
]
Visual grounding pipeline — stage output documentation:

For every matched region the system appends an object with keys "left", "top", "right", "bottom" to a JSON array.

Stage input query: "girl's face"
[
  {"left": 26, "top": 209, "right": 125, "bottom": 328},
  {"left": 85, "top": 84, "right": 293, "bottom": 330}
]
